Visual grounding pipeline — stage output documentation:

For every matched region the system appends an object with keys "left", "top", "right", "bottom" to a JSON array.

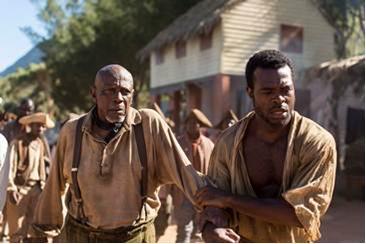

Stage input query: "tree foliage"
[
  {"left": 0, "top": 63, "right": 57, "bottom": 115},
  {"left": 28, "top": 0, "right": 200, "bottom": 113},
  {"left": 313, "top": 0, "right": 365, "bottom": 59}
]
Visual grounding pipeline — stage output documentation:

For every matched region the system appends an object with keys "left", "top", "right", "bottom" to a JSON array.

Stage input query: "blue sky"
[{"left": 0, "top": 0, "right": 46, "bottom": 72}]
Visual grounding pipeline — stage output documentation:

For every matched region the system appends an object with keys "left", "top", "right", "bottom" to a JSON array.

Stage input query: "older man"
[
  {"left": 6, "top": 112, "right": 54, "bottom": 242},
  {"left": 32, "top": 64, "right": 207, "bottom": 242},
  {"left": 172, "top": 109, "right": 214, "bottom": 242},
  {"left": 196, "top": 50, "right": 337, "bottom": 242}
]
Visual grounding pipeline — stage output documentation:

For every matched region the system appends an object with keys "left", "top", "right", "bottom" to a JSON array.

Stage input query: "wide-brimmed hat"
[
  {"left": 19, "top": 112, "right": 55, "bottom": 128},
  {"left": 185, "top": 108, "right": 212, "bottom": 128},
  {"left": 214, "top": 110, "right": 239, "bottom": 129},
  {"left": 152, "top": 102, "right": 175, "bottom": 128}
]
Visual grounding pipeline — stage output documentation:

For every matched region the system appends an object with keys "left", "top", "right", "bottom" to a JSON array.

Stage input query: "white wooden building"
[{"left": 138, "top": 0, "right": 336, "bottom": 131}]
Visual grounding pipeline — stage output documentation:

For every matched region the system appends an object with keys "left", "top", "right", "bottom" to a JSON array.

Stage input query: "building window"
[
  {"left": 175, "top": 41, "right": 186, "bottom": 59},
  {"left": 200, "top": 31, "right": 212, "bottom": 50},
  {"left": 280, "top": 24, "right": 303, "bottom": 53},
  {"left": 155, "top": 48, "right": 165, "bottom": 65}
]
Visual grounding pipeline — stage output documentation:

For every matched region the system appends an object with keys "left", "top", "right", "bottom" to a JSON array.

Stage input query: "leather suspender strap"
[
  {"left": 134, "top": 123, "right": 148, "bottom": 221},
  {"left": 71, "top": 116, "right": 148, "bottom": 225},
  {"left": 71, "top": 116, "right": 88, "bottom": 224}
]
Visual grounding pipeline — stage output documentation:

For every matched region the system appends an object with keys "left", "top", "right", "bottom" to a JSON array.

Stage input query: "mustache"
[
  {"left": 109, "top": 106, "right": 125, "bottom": 110},
  {"left": 109, "top": 102, "right": 126, "bottom": 111},
  {"left": 270, "top": 104, "right": 289, "bottom": 111}
]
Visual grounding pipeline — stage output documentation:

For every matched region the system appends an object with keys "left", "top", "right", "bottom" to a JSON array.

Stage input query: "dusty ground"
[
  {"left": 158, "top": 196, "right": 365, "bottom": 243},
  {"left": 0, "top": 197, "right": 362, "bottom": 243}
]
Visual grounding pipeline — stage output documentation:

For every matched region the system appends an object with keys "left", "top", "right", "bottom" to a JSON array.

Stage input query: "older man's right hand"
[{"left": 202, "top": 222, "right": 240, "bottom": 243}]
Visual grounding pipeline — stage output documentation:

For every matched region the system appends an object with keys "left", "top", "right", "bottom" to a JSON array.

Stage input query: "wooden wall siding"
[
  {"left": 150, "top": 26, "right": 222, "bottom": 89},
  {"left": 221, "top": 0, "right": 335, "bottom": 87}
]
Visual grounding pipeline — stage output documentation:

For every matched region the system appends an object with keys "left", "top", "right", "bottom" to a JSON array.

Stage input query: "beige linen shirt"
[
  {"left": 33, "top": 108, "right": 206, "bottom": 232},
  {"left": 7, "top": 136, "right": 47, "bottom": 195},
  {"left": 208, "top": 111, "right": 337, "bottom": 242}
]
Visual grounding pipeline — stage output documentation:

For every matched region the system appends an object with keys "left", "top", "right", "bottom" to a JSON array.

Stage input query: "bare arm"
[{"left": 195, "top": 186, "right": 302, "bottom": 227}]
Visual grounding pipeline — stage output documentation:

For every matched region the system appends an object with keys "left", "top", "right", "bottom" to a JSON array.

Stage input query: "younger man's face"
[{"left": 247, "top": 65, "right": 295, "bottom": 128}]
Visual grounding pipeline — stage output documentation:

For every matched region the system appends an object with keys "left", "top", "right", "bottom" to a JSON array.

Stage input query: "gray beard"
[{"left": 106, "top": 114, "right": 126, "bottom": 124}]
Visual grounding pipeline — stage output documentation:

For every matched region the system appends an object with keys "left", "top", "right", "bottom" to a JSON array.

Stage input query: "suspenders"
[
  {"left": 71, "top": 116, "right": 148, "bottom": 225},
  {"left": 134, "top": 123, "right": 149, "bottom": 222},
  {"left": 71, "top": 116, "right": 87, "bottom": 224}
]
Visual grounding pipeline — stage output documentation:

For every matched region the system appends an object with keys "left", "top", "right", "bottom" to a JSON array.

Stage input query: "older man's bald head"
[{"left": 95, "top": 64, "right": 133, "bottom": 87}]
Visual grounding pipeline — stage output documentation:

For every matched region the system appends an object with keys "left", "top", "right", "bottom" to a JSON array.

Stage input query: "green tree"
[
  {"left": 27, "top": 0, "right": 200, "bottom": 112},
  {"left": 0, "top": 63, "right": 58, "bottom": 116},
  {"left": 313, "top": 0, "right": 365, "bottom": 59}
]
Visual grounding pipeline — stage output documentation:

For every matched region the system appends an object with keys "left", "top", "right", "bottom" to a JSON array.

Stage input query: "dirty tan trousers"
[{"left": 6, "top": 184, "right": 42, "bottom": 242}]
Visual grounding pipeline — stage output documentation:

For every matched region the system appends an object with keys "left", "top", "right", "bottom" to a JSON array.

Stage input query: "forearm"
[{"left": 225, "top": 194, "right": 302, "bottom": 227}]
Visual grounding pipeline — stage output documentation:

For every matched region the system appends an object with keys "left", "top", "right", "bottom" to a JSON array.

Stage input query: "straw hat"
[
  {"left": 185, "top": 108, "right": 213, "bottom": 128},
  {"left": 19, "top": 112, "right": 55, "bottom": 128}
]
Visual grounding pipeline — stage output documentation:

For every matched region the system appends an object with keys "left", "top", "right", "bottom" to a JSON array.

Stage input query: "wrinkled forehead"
[{"left": 95, "top": 65, "right": 133, "bottom": 88}]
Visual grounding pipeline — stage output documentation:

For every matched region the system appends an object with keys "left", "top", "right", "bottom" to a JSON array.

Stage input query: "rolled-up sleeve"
[{"left": 282, "top": 134, "right": 337, "bottom": 241}]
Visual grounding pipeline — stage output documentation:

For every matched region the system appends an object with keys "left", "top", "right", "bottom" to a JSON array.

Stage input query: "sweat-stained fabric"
[
  {"left": 208, "top": 111, "right": 337, "bottom": 242},
  {"left": 32, "top": 107, "right": 207, "bottom": 235},
  {"left": 6, "top": 135, "right": 48, "bottom": 241}
]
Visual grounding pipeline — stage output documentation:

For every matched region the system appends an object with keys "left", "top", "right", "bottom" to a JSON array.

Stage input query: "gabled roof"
[
  {"left": 137, "top": 0, "right": 244, "bottom": 60},
  {"left": 303, "top": 55, "right": 364, "bottom": 85}
]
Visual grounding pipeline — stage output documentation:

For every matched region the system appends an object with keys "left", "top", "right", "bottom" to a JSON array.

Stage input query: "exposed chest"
[{"left": 243, "top": 135, "right": 288, "bottom": 198}]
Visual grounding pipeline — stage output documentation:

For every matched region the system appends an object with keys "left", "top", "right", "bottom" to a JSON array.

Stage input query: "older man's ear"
[{"left": 90, "top": 85, "right": 97, "bottom": 103}]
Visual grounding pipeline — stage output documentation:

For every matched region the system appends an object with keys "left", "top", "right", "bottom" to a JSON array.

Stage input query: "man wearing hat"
[
  {"left": 0, "top": 99, "right": 35, "bottom": 241},
  {"left": 172, "top": 108, "right": 215, "bottom": 242},
  {"left": 5, "top": 112, "right": 54, "bottom": 242}
]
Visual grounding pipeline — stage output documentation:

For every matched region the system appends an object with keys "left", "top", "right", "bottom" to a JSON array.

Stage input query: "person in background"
[
  {"left": 172, "top": 108, "right": 214, "bottom": 242},
  {"left": 6, "top": 112, "right": 54, "bottom": 242},
  {"left": 0, "top": 99, "right": 36, "bottom": 241}
]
